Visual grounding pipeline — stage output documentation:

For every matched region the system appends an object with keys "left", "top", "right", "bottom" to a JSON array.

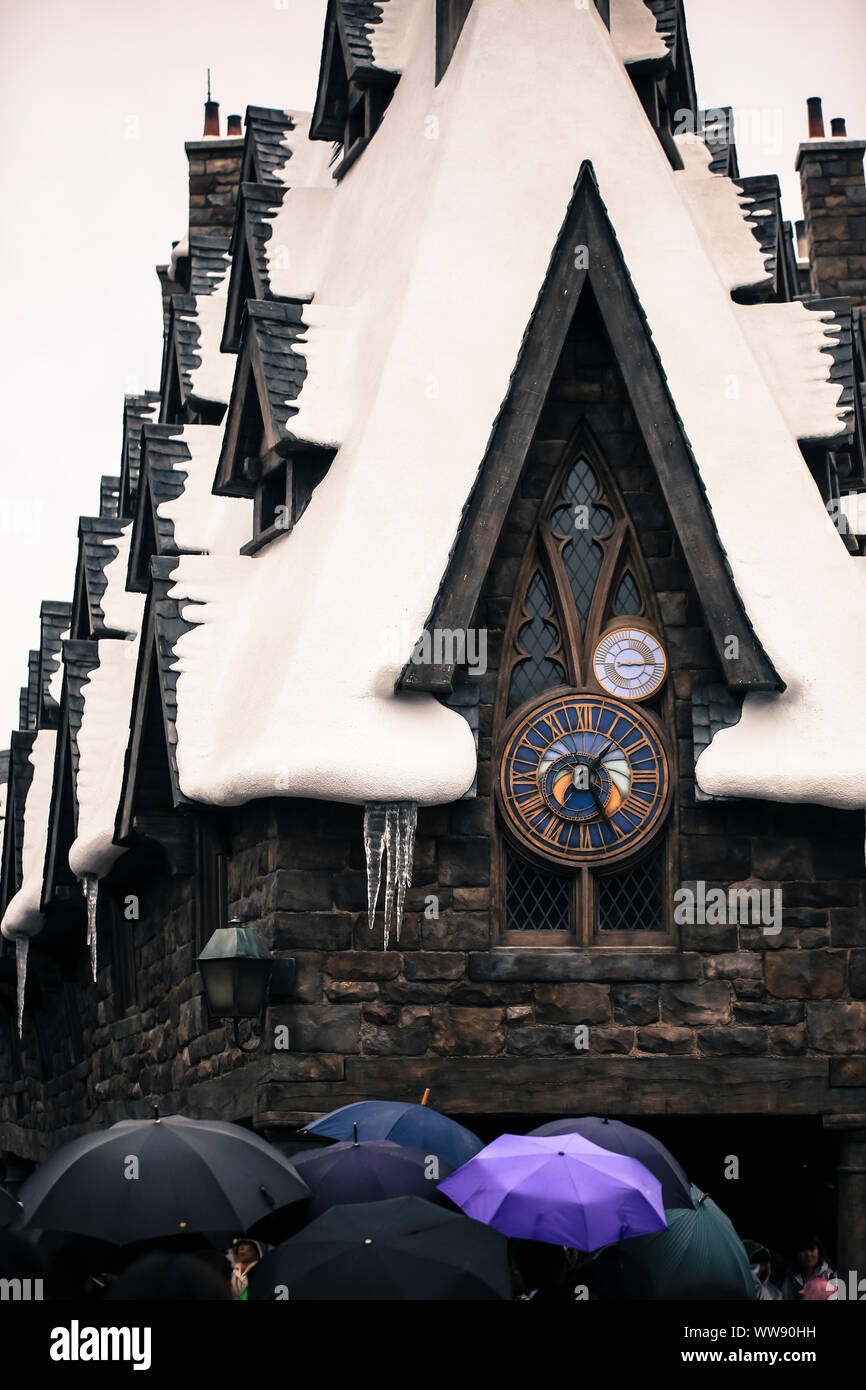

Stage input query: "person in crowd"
[
  {"left": 105, "top": 1252, "right": 233, "bottom": 1300},
  {"left": 799, "top": 1277, "right": 839, "bottom": 1301},
  {"left": 229, "top": 1236, "right": 264, "bottom": 1300},
  {"left": 510, "top": 1238, "right": 574, "bottom": 1300},
  {"left": 743, "top": 1240, "right": 783, "bottom": 1301},
  {"left": 781, "top": 1234, "right": 837, "bottom": 1300}
]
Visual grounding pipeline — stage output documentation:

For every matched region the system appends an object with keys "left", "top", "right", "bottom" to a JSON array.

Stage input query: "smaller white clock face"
[{"left": 593, "top": 627, "right": 667, "bottom": 701}]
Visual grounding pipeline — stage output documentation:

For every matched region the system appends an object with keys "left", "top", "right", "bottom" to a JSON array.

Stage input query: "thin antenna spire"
[{"left": 207, "top": 67, "right": 212, "bottom": 103}]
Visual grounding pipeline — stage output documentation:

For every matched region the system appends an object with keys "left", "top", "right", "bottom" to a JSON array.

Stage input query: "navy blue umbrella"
[
  {"left": 292, "top": 1136, "right": 453, "bottom": 1219},
  {"left": 300, "top": 1101, "right": 483, "bottom": 1170},
  {"left": 529, "top": 1117, "right": 692, "bottom": 1210}
]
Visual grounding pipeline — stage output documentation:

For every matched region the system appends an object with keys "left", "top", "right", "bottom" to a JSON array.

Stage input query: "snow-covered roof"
[
  {"left": 0, "top": 730, "right": 56, "bottom": 939},
  {"left": 154, "top": 425, "right": 251, "bottom": 556},
  {"left": 68, "top": 637, "right": 140, "bottom": 880},
  {"left": 158, "top": 0, "right": 866, "bottom": 812}
]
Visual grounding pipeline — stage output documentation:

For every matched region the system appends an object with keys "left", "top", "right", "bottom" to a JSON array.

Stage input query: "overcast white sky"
[{"left": 0, "top": 0, "right": 864, "bottom": 738}]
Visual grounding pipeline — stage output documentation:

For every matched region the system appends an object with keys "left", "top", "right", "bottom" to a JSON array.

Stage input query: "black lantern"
[{"left": 197, "top": 919, "right": 295, "bottom": 1050}]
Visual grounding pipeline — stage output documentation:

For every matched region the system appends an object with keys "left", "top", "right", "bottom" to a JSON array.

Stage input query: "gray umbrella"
[{"left": 17, "top": 1111, "right": 310, "bottom": 1247}]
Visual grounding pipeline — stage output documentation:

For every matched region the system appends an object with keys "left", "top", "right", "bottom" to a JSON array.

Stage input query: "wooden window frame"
[{"left": 493, "top": 422, "right": 678, "bottom": 948}]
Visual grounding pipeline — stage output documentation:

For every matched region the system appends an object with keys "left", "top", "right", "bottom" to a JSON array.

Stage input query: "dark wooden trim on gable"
[{"left": 398, "top": 162, "right": 782, "bottom": 696}]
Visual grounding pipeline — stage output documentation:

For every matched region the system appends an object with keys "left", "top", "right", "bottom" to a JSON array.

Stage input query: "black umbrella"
[
  {"left": 247, "top": 1195, "right": 512, "bottom": 1300},
  {"left": 0, "top": 1183, "right": 22, "bottom": 1229},
  {"left": 529, "top": 1116, "right": 692, "bottom": 1210},
  {"left": 292, "top": 1136, "right": 453, "bottom": 1220},
  {"left": 17, "top": 1111, "right": 310, "bottom": 1247}
]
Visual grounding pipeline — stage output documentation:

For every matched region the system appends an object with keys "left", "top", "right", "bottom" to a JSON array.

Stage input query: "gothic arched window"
[{"left": 495, "top": 426, "right": 673, "bottom": 946}]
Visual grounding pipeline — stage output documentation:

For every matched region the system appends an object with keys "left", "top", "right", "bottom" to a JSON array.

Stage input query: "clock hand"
[{"left": 589, "top": 779, "right": 612, "bottom": 826}]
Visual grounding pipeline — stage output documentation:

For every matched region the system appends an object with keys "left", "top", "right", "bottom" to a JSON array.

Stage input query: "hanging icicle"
[
  {"left": 363, "top": 802, "right": 418, "bottom": 949},
  {"left": 82, "top": 874, "right": 99, "bottom": 982},
  {"left": 15, "top": 935, "right": 28, "bottom": 1039}
]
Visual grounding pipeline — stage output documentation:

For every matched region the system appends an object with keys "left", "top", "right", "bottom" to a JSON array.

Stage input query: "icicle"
[
  {"left": 363, "top": 802, "right": 418, "bottom": 949},
  {"left": 363, "top": 804, "right": 388, "bottom": 930},
  {"left": 82, "top": 874, "right": 99, "bottom": 982},
  {"left": 393, "top": 802, "right": 417, "bottom": 945},
  {"left": 15, "top": 935, "right": 28, "bottom": 1039}
]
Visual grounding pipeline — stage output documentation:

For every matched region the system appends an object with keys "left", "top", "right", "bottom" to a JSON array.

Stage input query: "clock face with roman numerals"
[{"left": 498, "top": 692, "right": 670, "bottom": 868}]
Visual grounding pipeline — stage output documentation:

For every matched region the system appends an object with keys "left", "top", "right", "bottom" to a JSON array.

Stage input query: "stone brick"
[
  {"left": 733, "top": 1000, "right": 803, "bottom": 1025},
  {"left": 679, "top": 838, "right": 751, "bottom": 879},
  {"left": 702, "top": 953, "right": 762, "bottom": 980},
  {"left": 430, "top": 1007, "right": 506, "bottom": 1055},
  {"left": 332, "top": 872, "right": 368, "bottom": 911},
  {"left": 850, "top": 951, "right": 866, "bottom": 997},
  {"left": 636, "top": 1025, "right": 694, "bottom": 1055},
  {"left": 278, "top": 1005, "right": 361, "bottom": 1053},
  {"left": 830, "top": 908, "right": 866, "bottom": 947},
  {"left": 506, "top": 1024, "right": 583, "bottom": 1056},
  {"left": 660, "top": 981, "right": 731, "bottom": 1026},
  {"left": 611, "top": 984, "right": 658, "bottom": 1024},
  {"left": 267, "top": 913, "right": 353, "bottom": 951},
  {"left": 751, "top": 840, "right": 814, "bottom": 879},
  {"left": 680, "top": 918, "right": 738, "bottom": 952},
  {"left": 698, "top": 1027, "right": 768, "bottom": 1056},
  {"left": 265, "top": 871, "right": 332, "bottom": 912},
  {"left": 381, "top": 979, "right": 458, "bottom": 1004},
  {"left": 269, "top": 1053, "right": 345, "bottom": 1081},
  {"left": 469, "top": 952, "right": 699, "bottom": 982},
  {"left": 588, "top": 1027, "right": 634, "bottom": 1055},
  {"left": 438, "top": 839, "right": 490, "bottom": 886},
  {"left": 325, "top": 951, "right": 401, "bottom": 981},
  {"left": 326, "top": 981, "right": 379, "bottom": 1001},
  {"left": 768, "top": 1024, "right": 807, "bottom": 1056},
  {"left": 765, "top": 951, "right": 845, "bottom": 999},
  {"left": 806, "top": 1000, "right": 866, "bottom": 1054},
  {"left": 403, "top": 953, "right": 466, "bottom": 981},
  {"left": 423, "top": 914, "right": 491, "bottom": 950},
  {"left": 534, "top": 983, "right": 610, "bottom": 1024},
  {"left": 360, "top": 1023, "right": 430, "bottom": 1056}
]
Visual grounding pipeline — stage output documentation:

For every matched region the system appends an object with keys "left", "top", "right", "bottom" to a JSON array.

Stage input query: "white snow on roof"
[
  {"left": 273, "top": 110, "right": 337, "bottom": 190},
  {"left": 158, "top": 425, "right": 251, "bottom": 554},
  {"left": 674, "top": 138, "right": 771, "bottom": 296},
  {"left": 610, "top": 0, "right": 670, "bottom": 65},
  {"left": 188, "top": 273, "right": 236, "bottom": 408},
  {"left": 734, "top": 300, "right": 849, "bottom": 443},
  {"left": 68, "top": 637, "right": 140, "bottom": 880},
  {"left": 101, "top": 525, "right": 145, "bottom": 635},
  {"left": 266, "top": 188, "right": 334, "bottom": 300},
  {"left": 165, "top": 0, "right": 866, "bottom": 811},
  {"left": 47, "top": 630, "right": 70, "bottom": 705},
  {"left": 368, "top": 0, "right": 424, "bottom": 72},
  {"left": 0, "top": 730, "right": 56, "bottom": 939}
]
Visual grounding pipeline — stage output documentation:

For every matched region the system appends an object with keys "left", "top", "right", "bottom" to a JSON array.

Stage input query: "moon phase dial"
[
  {"left": 592, "top": 627, "right": 667, "bottom": 701},
  {"left": 498, "top": 692, "right": 670, "bottom": 867}
]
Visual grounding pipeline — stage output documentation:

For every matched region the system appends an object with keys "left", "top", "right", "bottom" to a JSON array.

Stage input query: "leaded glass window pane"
[
  {"left": 615, "top": 569, "right": 641, "bottom": 615},
  {"left": 549, "top": 457, "right": 613, "bottom": 634},
  {"left": 505, "top": 847, "right": 571, "bottom": 931},
  {"left": 507, "top": 570, "right": 565, "bottom": 714},
  {"left": 597, "top": 851, "right": 663, "bottom": 931}
]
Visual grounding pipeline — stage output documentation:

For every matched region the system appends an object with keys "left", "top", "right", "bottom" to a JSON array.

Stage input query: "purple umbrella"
[{"left": 438, "top": 1132, "right": 667, "bottom": 1250}]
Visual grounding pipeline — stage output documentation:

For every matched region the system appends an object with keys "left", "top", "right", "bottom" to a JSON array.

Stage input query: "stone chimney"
[
  {"left": 185, "top": 94, "right": 244, "bottom": 239},
  {"left": 796, "top": 96, "right": 866, "bottom": 306}
]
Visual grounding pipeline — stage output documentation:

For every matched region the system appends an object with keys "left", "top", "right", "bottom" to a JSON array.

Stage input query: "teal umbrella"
[{"left": 590, "top": 1184, "right": 757, "bottom": 1300}]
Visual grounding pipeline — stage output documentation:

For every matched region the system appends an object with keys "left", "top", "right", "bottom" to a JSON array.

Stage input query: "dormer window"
[
  {"left": 241, "top": 449, "right": 331, "bottom": 555},
  {"left": 310, "top": 0, "right": 399, "bottom": 177}
]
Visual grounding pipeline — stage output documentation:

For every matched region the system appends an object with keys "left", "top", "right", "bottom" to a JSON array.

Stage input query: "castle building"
[{"left": 2, "top": 0, "right": 866, "bottom": 1270}]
